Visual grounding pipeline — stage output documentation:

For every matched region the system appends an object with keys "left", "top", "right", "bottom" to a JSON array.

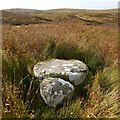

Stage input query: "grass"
[{"left": 2, "top": 9, "right": 119, "bottom": 119}]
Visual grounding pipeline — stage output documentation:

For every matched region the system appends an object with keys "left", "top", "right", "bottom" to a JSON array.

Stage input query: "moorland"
[{"left": 2, "top": 8, "right": 119, "bottom": 118}]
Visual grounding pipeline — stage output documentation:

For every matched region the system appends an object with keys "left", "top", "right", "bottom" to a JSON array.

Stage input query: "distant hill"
[
  {"left": 2, "top": 8, "right": 118, "bottom": 14},
  {"left": 3, "top": 8, "right": 43, "bottom": 14},
  {"left": 2, "top": 8, "right": 118, "bottom": 26}
]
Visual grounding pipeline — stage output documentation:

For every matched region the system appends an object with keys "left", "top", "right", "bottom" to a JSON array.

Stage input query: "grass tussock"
[{"left": 2, "top": 16, "right": 118, "bottom": 119}]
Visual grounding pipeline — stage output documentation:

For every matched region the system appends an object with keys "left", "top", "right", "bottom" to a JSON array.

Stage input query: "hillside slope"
[
  {"left": 2, "top": 8, "right": 118, "bottom": 27},
  {"left": 2, "top": 8, "right": 118, "bottom": 119}
]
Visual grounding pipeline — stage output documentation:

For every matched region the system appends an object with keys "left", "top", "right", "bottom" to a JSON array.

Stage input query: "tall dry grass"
[{"left": 2, "top": 21, "right": 118, "bottom": 118}]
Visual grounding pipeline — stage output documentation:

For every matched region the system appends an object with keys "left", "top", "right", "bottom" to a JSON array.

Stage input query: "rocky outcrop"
[
  {"left": 33, "top": 59, "right": 88, "bottom": 108},
  {"left": 40, "top": 77, "right": 74, "bottom": 108},
  {"left": 33, "top": 59, "right": 88, "bottom": 86}
]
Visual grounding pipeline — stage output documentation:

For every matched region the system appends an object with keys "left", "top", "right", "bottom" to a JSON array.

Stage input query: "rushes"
[
  {"left": 2, "top": 45, "right": 118, "bottom": 118},
  {"left": 2, "top": 21, "right": 118, "bottom": 118}
]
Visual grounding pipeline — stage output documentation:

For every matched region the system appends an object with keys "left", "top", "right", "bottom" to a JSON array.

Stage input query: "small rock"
[{"left": 40, "top": 77, "right": 74, "bottom": 108}]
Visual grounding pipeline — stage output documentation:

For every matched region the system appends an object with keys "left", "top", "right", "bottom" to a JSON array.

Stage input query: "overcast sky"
[{"left": 0, "top": 0, "right": 119, "bottom": 10}]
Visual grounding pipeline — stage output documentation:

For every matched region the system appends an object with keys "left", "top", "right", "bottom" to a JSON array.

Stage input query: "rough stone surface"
[
  {"left": 33, "top": 59, "right": 88, "bottom": 85},
  {"left": 40, "top": 77, "right": 74, "bottom": 108}
]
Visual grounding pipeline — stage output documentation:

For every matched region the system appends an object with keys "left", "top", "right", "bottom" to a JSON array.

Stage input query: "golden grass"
[{"left": 2, "top": 12, "right": 118, "bottom": 118}]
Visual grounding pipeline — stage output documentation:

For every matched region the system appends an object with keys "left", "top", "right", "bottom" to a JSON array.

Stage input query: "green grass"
[
  {"left": 2, "top": 10, "right": 118, "bottom": 118},
  {"left": 2, "top": 40, "right": 119, "bottom": 118}
]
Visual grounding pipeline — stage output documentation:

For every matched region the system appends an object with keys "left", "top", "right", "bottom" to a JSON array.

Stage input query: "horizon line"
[{"left": 1, "top": 7, "right": 118, "bottom": 11}]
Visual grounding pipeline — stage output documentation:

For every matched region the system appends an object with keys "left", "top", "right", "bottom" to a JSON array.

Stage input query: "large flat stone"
[{"left": 33, "top": 59, "right": 88, "bottom": 85}]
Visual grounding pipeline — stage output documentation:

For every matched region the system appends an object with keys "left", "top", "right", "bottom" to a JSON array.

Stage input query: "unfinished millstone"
[
  {"left": 33, "top": 59, "right": 88, "bottom": 85},
  {"left": 40, "top": 77, "right": 74, "bottom": 108}
]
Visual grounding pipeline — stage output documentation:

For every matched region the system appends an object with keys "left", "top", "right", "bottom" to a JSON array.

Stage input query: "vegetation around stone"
[{"left": 2, "top": 9, "right": 118, "bottom": 119}]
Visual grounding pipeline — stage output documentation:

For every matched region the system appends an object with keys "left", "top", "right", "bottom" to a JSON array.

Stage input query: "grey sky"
[{"left": 0, "top": 0, "right": 119, "bottom": 10}]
